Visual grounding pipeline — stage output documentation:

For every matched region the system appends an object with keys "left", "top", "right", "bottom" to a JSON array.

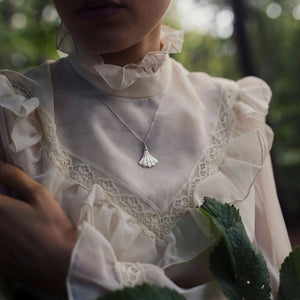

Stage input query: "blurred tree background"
[{"left": 0, "top": 0, "right": 299, "bottom": 244}]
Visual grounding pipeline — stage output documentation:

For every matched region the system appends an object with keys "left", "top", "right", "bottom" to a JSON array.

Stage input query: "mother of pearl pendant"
[{"left": 138, "top": 150, "right": 158, "bottom": 168}]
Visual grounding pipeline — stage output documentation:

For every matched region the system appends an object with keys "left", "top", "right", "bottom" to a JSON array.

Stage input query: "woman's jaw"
[{"left": 52, "top": 0, "right": 172, "bottom": 66}]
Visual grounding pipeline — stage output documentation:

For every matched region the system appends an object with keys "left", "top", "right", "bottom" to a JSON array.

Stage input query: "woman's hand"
[{"left": 0, "top": 160, "right": 78, "bottom": 296}]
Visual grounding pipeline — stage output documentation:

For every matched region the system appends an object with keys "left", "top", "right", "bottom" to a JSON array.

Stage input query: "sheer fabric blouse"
[{"left": 0, "top": 26, "right": 291, "bottom": 299}]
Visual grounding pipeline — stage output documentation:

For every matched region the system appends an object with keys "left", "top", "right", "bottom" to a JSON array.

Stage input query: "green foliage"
[
  {"left": 244, "top": 1, "right": 300, "bottom": 226},
  {"left": 0, "top": 0, "right": 59, "bottom": 71},
  {"left": 97, "top": 283, "right": 185, "bottom": 300},
  {"left": 171, "top": 31, "right": 241, "bottom": 80},
  {"left": 278, "top": 246, "right": 300, "bottom": 300},
  {"left": 199, "top": 197, "right": 271, "bottom": 300}
]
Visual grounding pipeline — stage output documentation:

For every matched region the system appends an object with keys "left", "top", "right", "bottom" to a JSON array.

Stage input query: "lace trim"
[
  {"left": 13, "top": 81, "right": 237, "bottom": 240},
  {"left": 159, "top": 82, "right": 236, "bottom": 237},
  {"left": 186, "top": 81, "right": 236, "bottom": 196},
  {"left": 115, "top": 262, "right": 143, "bottom": 288}
]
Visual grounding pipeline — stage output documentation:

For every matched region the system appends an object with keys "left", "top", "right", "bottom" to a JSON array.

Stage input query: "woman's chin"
[{"left": 74, "top": 31, "right": 139, "bottom": 56}]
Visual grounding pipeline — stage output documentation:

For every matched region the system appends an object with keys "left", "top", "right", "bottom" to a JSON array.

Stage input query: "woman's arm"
[
  {"left": 0, "top": 161, "right": 223, "bottom": 300},
  {"left": 253, "top": 154, "right": 291, "bottom": 294},
  {"left": 0, "top": 161, "right": 77, "bottom": 296}
]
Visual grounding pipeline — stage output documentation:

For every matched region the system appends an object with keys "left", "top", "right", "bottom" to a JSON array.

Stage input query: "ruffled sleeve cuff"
[
  {"left": 66, "top": 222, "right": 121, "bottom": 300},
  {"left": 66, "top": 222, "right": 174, "bottom": 299},
  {"left": 66, "top": 221, "right": 226, "bottom": 300}
]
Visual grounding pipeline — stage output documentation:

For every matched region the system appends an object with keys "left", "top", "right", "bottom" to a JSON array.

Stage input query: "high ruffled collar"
[{"left": 57, "top": 25, "right": 184, "bottom": 98}]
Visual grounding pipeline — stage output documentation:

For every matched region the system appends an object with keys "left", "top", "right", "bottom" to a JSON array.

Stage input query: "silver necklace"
[{"left": 96, "top": 94, "right": 161, "bottom": 168}]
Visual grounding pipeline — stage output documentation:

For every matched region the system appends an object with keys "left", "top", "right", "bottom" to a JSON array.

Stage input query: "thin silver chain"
[{"left": 96, "top": 93, "right": 161, "bottom": 151}]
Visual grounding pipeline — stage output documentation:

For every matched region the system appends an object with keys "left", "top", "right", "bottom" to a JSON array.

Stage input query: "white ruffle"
[
  {"left": 193, "top": 76, "right": 274, "bottom": 206},
  {"left": 0, "top": 70, "right": 214, "bottom": 266},
  {"left": 57, "top": 24, "right": 183, "bottom": 90},
  {"left": 0, "top": 72, "right": 274, "bottom": 250},
  {"left": 0, "top": 75, "right": 41, "bottom": 154},
  {"left": 81, "top": 25, "right": 183, "bottom": 90},
  {"left": 0, "top": 75, "right": 215, "bottom": 288},
  {"left": 0, "top": 68, "right": 277, "bottom": 299},
  {"left": 67, "top": 220, "right": 226, "bottom": 300},
  {"left": 0, "top": 72, "right": 88, "bottom": 223}
]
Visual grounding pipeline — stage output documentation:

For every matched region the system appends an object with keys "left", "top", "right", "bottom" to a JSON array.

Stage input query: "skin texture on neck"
[
  {"left": 101, "top": 23, "right": 162, "bottom": 66},
  {"left": 52, "top": 0, "right": 172, "bottom": 67}
]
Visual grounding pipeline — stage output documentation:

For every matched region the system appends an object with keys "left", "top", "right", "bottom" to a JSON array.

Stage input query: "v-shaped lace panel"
[{"left": 12, "top": 81, "right": 237, "bottom": 239}]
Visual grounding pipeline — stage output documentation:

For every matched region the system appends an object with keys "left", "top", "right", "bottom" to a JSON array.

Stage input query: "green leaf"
[
  {"left": 97, "top": 283, "right": 185, "bottom": 300},
  {"left": 278, "top": 246, "right": 300, "bottom": 300},
  {"left": 200, "top": 197, "right": 271, "bottom": 300}
]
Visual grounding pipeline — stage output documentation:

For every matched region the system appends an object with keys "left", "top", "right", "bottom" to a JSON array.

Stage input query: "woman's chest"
[{"left": 52, "top": 85, "right": 220, "bottom": 212}]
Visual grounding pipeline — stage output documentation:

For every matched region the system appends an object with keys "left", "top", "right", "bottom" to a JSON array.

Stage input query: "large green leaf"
[
  {"left": 199, "top": 197, "right": 271, "bottom": 300},
  {"left": 278, "top": 246, "right": 300, "bottom": 300},
  {"left": 97, "top": 283, "right": 185, "bottom": 300}
]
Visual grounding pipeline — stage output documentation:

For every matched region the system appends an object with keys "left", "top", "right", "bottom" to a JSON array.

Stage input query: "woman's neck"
[{"left": 100, "top": 24, "right": 162, "bottom": 67}]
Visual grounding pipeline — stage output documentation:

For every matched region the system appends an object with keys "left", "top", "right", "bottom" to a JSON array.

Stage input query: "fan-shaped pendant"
[{"left": 138, "top": 150, "right": 158, "bottom": 168}]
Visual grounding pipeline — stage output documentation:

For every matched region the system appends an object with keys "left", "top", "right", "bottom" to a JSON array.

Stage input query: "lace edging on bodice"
[{"left": 0, "top": 69, "right": 273, "bottom": 240}]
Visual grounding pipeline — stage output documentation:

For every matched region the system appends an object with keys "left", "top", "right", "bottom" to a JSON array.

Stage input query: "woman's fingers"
[
  {"left": 0, "top": 193, "right": 32, "bottom": 223},
  {"left": 0, "top": 160, "right": 45, "bottom": 205},
  {"left": 0, "top": 161, "right": 77, "bottom": 295}
]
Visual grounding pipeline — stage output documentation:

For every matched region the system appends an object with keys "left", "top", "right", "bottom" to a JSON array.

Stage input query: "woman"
[{"left": 0, "top": 0, "right": 291, "bottom": 299}]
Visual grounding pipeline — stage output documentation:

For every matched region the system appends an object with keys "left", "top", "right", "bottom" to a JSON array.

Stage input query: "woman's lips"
[{"left": 76, "top": 3, "right": 125, "bottom": 20}]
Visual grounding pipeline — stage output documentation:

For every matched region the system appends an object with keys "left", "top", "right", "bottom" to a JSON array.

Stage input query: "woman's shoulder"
[
  {"left": 0, "top": 62, "right": 56, "bottom": 161},
  {"left": 0, "top": 61, "right": 54, "bottom": 98},
  {"left": 0, "top": 61, "right": 58, "bottom": 120},
  {"left": 170, "top": 58, "right": 272, "bottom": 107}
]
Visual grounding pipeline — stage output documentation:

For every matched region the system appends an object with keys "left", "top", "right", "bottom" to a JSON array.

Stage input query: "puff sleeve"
[
  {"left": 192, "top": 76, "right": 291, "bottom": 296},
  {"left": 253, "top": 155, "right": 291, "bottom": 293},
  {"left": 236, "top": 77, "right": 291, "bottom": 293}
]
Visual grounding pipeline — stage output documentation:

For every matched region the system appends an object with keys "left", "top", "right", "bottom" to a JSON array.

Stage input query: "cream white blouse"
[{"left": 0, "top": 26, "right": 291, "bottom": 299}]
